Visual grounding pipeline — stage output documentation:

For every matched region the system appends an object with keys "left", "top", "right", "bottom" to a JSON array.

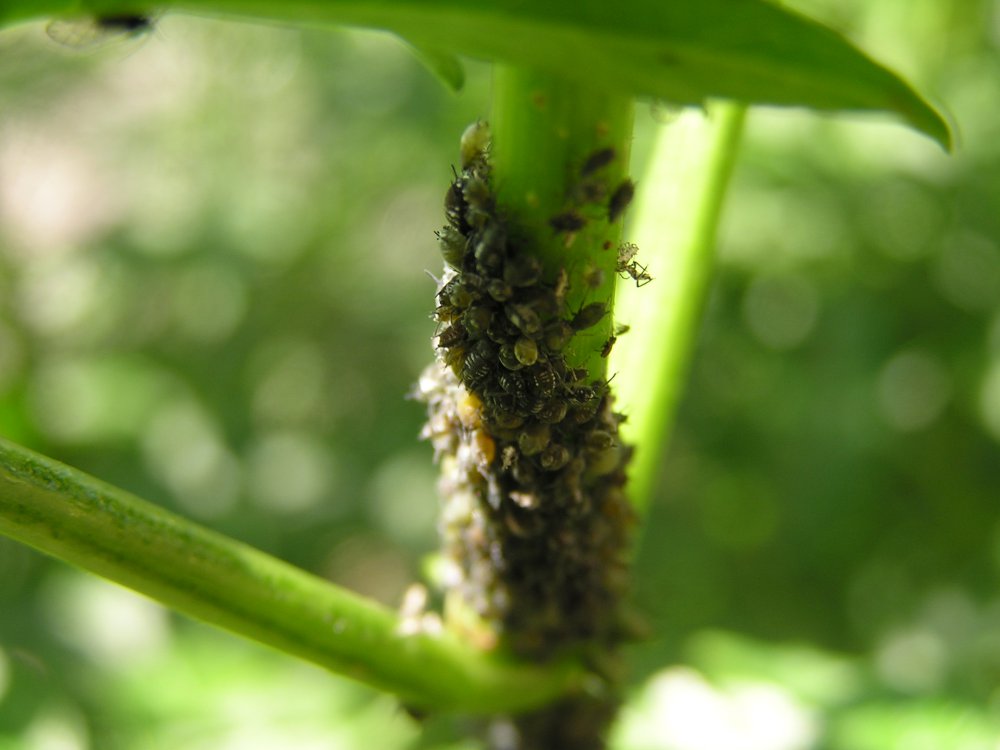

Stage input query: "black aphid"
[
  {"left": 96, "top": 14, "right": 154, "bottom": 33},
  {"left": 570, "top": 302, "right": 608, "bottom": 332},
  {"left": 548, "top": 210, "right": 587, "bottom": 234},
  {"left": 580, "top": 147, "right": 616, "bottom": 177},
  {"left": 600, "top": 336, "right": 617, "bottom": 358},
  {"left": 436, "top": 323, "right": 466, "bottom": 349},
  {"left": 608, "top": 179, "right": 635, "bottom": 222}
]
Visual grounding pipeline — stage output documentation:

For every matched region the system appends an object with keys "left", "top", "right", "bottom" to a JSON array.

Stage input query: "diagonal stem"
[
  {"left": 0, "top": 437, "right": 583, "bottom": 713},
  {"left": 611, "top": 102, "right": 747, "bottom": 517}
]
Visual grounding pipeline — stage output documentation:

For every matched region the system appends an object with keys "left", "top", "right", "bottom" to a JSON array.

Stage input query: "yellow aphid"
[
  {"left": 471, "top": 429, "right": 497, "bottom": 466},
  {"left": 457, "top": 390, "right": 484, "bottom": 429}
]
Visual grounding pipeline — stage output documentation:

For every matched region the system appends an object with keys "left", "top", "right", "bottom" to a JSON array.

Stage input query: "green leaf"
[
  {"left": 383, "top": 0, "right": 951, "bottom": 149},
  {"left": 5, "top": 0, "right": 950, "bottom": 147},
  {"left": 403, "top": 40, "right": 465, "bottom": 92}
]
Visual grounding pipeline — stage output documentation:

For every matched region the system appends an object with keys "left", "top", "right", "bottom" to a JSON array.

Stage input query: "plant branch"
[
  {"left": 492, "top": 65, "right": 634, "bottom": 379},
  {"left": 611, "top": 102, "right": 747, "bottom": 517},
  {"left": 0, "top": 437, "right": 582, "bottom": 713}
]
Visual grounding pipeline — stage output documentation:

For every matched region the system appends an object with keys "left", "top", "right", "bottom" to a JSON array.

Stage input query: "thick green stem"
[
  {"left": 450, "top": 67, "right": 636, "bottom": 750},
  {"left": 0, "top": 437, "right": 582, "bottom": 713},
  {"left": 492, "top": 65, "right": 634, "bottom": 379},
  {"left": 611, "top": 102, "right": 746, "bottom": 516}
]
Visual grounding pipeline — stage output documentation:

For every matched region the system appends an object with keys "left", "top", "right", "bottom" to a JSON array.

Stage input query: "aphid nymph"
[
  {"left": 462, "top": 305, "right": 493, "bottom": 337},
  {"left": 506, "top": 303, "right": 542, "bottom": 336},
  {"left": 462, "top": 176, "right": 492, "bottom": 212},
  {"left": 617, "top": 242, "right": 639, "bottom": 267},
  {"left": 499, "top": 343, "right": 525, "bottom": 371},
  {"left": 537, "top": 399, "right": 568, "bottom": 424},
  {"left": 513, "top": 337, "right": 539, "bottom": 366},
  {"left": 503, "top": 255, "right": 543, "bottom": 288},
  {"left": 444, "top": 180, "right": 467, "bottom": 231},
  {"left": 582, "top": 262, "right": 606, "bottom": 290},
  {"left": 459, "top": 120, "right": 491, "bottom": 170},
  {"left": 487, "top": 278, "right": 513, "bottom": 302},
  {"left": 436, "top": 226, "right": 466, "bottom": 268}
]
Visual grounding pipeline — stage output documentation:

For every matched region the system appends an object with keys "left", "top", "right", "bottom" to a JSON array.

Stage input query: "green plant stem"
[
  {"left": 492, "top": 65, "right": 634, "bottom": 378},
  {"left": 611, "top": 102, "right": 746, "bottom": 516},
  {"left": 0, "top": 437, "right": 582, "bottom": 713}
]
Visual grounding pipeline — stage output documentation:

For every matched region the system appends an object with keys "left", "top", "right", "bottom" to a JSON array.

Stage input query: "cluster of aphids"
[
  {"left": 548, "top": 146, "right": 637, "bottom": 246},
  {"left": 417, "top": 122, "right": 637, "bottom": 660}
]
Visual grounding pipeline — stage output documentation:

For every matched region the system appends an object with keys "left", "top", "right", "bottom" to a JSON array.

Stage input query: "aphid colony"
[{"left": 416, "top": 122, "right": 638, "bottom": 665}]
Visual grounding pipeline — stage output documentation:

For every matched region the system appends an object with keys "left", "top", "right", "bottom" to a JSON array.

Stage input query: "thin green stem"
[
  {"left": 611, "top": 102, "right": 746, "bottom": 517},
  {"left": 0, "top": 437, "right": 583, "bottom": 713},
  {"left": 492, "top": 65, "right": 634, "bottom": 378}
]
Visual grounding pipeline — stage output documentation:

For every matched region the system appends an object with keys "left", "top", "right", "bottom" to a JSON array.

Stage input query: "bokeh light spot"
[
  {"left": 172, "top": 262, "right": 248, "bottom": 343},
  {"left": 323, "top": 536, "right": 412, "bottom": 606},
  {"left": 0, "top": 646, "right": 9, "bottom": 706},
  {"left": 700, "top": 474, "right": 779, "bottom": 551},
  {"left": 249, "top": 339, "right": 328, "bottom": 427},
  {"left": 0, "top": 133, "right": 120, "bottom": 256},
  {"left": 863, "top": 180, "right": 943, "bottom": 261},
  {"left": 141, "top": 398, "right": 241, "bottom": 517},
  {"left": 875, "top": 628, "right": 947, "bottom": 694},
  {"left": 41, "top": 571, "right": 171, "bottom": 668},
  {"left": 934, "top": 232, "right": 1000, "bottom": 313},
  {"left": 989, "top": 309, "right": 1000, "bottom": 355},
  {"left": 17, "top": 255, "right": 103, "bottom": 335},
  {"left": 978, "top": 359, "right": 1000, "bottom": 443},
  {"left": 247, "top": 430, "right": 334, "bottom": 514},
  {"left": 30, "top": 355, "right": 173, "bottom": 443},
  {"left": 614, "top": 666, "right": 817, "bottom": 750},
  {"left": 368, "top": 451, "right": 438, "bottom": 546},
  {"left": 0, "top": 321, "right": 25, "bottom": 394},
  {"left": 876, "top": 349, "right": 951, "bottom": 431},
  {"left": 742, "top": 273, "right": 820, "bottom": 350},
  {"left": 22, "top": 707, "right": 88, "bottom": 750}
]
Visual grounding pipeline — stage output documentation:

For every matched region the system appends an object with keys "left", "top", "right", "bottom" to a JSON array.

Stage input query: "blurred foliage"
[{"left": 0, "top": 1, "right": 997, "bottom": 748}]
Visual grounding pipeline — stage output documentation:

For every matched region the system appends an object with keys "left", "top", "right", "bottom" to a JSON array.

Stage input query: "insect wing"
[{"left": 46, "top": 15, "right": 153, "bottom": 51}]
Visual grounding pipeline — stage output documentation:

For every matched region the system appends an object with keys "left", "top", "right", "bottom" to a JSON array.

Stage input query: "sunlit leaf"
[
  {"left": 403, "top": 41, "right": 465, "bottom": 92},
  {"left": 386, "top": 0, "right": 951, "bottom": 148},
  {"left": 9, "top": 0, "right": 951, "bottom": 147}
]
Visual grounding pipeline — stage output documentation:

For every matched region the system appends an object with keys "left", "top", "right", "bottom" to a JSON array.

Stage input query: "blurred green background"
[{"left": 0, "top": 1, "right": 998, "bottom": 748}]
